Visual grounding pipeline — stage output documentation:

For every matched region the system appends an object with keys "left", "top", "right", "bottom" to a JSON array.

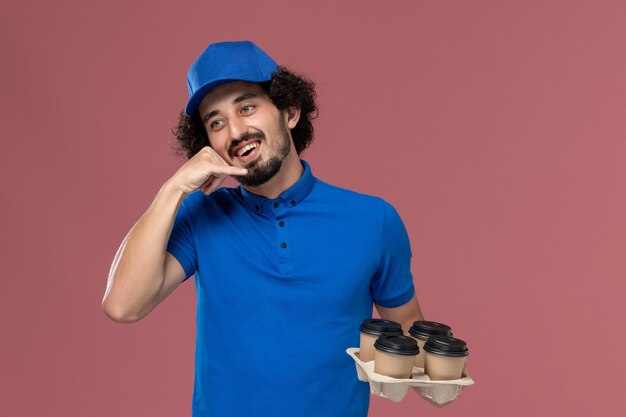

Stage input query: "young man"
[{"left": 103, "top": 40, "right": 424, "bottom": 417}]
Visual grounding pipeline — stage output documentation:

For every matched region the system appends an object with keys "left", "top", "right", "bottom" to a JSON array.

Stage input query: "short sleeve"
[
  {"left": 371, "top": 200, "right": 415, "bottom": 308},
  {"left": 166, "top": 196, "right": 198, "bottom": 282}
]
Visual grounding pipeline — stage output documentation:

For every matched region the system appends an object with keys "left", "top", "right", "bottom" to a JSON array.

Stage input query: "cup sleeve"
[
  {"left": 370, "top": 200, "right": 415, "bottom": 308},
  {"left": 166, "top": 198, "right": 198, "bottom": 282}
]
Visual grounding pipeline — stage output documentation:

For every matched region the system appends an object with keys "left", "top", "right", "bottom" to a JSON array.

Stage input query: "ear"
[{"left": 282, "top": 106, "right": 301, "bottom": 129}]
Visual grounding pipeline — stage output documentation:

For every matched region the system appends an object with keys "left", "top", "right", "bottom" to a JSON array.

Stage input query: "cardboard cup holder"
[{"left": 346, "top": 347, "right": 474, "bottom": 405}]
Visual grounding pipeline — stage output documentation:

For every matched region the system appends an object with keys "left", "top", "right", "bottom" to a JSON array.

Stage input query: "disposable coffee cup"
[
  {"left": 408, "top": 321, "right": 452, "bottom": 368},
  {"left": 423, "top": 335, "right": 469, "bottom": 380},
  {"left": 373, "top": 334, "right": 420, "bottom": 379},
  {"left": 359, "top": 319, "right": 403, "bottom": 362}
]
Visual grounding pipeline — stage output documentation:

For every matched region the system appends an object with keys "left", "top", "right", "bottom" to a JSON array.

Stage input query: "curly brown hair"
[{"left": 171, "top": 66, "right": 318, "bottom": 160}]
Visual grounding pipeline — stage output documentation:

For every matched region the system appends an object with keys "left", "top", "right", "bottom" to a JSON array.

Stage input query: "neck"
[{"left": 242, "top": 150, "right": 303, "bottom": 199}]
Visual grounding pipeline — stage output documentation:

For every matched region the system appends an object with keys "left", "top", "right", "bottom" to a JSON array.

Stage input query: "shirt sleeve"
[
  {"left": 166, "top": 195, "right": 198, "bottom": 282},
  {"left": 370, "top": 200, "right": 416, "bottom": 308}
]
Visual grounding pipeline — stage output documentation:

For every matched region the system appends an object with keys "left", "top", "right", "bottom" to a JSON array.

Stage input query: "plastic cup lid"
[
  {"left": 408, "top": 320, "right": 452, "bottom": 339},
  {"left": 359, "top": 318, "right": 403, "bottom": 336},
  {"left": 423, "top": 335, "right": 469, "bottom": 357},
  {"left": 374, "top": 334, "right": 420, "bottom": 356}
]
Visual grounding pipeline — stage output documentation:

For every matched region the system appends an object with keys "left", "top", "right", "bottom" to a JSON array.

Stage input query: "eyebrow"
[{"left": 202, "top": 93, "right": 259, "bottom": 124}]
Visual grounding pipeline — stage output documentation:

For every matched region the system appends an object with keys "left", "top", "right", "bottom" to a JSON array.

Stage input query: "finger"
[
  {"left": 199, "top": 146, "right": 230, "bottom": 165},
  {"left": 199, "top": 175, "right": 215, "bottom": 191},
  {"left": 210, "top": 165, "right": 248, "bottom": 177},
  {"left": 200, "top": 174, "right": 227, "bottom": 195},
  {"left": 196, "top": 147, "right": 248, "bottom": 176},
  {"left": 199, "top": 175, "right": 218, "bottom": 193}
]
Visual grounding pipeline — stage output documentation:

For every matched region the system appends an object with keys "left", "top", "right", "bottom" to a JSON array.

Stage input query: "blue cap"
[{"left": 185, "top": 41, "right": 279, "bottom": 116}]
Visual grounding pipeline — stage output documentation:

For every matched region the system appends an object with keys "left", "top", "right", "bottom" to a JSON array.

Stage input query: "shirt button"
[
  {"left": 273, "top": 202, "right": 279, "bottom": 208},
  {"left": 291, "top": 200, "right": 296, "bottom": 206},
  {"left": 255, "top": 205, "right": 260, "bottom": 211},
  {"left": 281, "top": 242, "right": 287, "bottom": 249},
  {"left": 279, "top": 221, "right": 285, "bottom": 227}
]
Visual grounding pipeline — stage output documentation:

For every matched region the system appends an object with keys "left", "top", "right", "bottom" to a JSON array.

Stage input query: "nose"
[{"left": 228, "top": 115, "right": 248, "bottom": 141}]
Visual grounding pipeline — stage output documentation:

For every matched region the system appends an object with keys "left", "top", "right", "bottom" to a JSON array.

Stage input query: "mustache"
[{"left": 228, "top": 132, "right": 265, "bottom": 156}]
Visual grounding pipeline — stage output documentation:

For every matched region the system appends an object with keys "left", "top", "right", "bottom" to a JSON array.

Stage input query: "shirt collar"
[{"left": 239, "top": 159, "right": 315, "bottom": 213}]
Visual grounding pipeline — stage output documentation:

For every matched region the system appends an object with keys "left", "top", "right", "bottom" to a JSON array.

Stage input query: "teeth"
[{"left": 237, "top": 142, "right": 259, "bottom": 157}]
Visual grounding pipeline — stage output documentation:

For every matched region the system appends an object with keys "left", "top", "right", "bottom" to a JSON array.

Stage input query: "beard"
[{"left": 233, "top": 118, "right": 292, "bottom": 187}]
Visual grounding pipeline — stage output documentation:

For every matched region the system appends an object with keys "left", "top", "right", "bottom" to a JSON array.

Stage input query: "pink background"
[{"left": 1, "top": 1, "right": 625, "bottom": 416}]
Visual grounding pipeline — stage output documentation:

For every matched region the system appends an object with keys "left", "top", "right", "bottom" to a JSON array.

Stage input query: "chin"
[{"left": 235, "top": 156, "right": 283, "bottom": 187}]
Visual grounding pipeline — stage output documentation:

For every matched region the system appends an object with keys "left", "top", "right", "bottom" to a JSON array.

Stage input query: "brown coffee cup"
[
  {"left": 408, "top": 321, "right": 452, "bottom": 368},
  {"left": 423, "top": 335, "right": 469, "bottom": 380},
  {"left": 373, "top": 334, "right": 419, "bottom": 379},
  {"left": 359, "top": 319, "right": 403, "bottom": 362}
]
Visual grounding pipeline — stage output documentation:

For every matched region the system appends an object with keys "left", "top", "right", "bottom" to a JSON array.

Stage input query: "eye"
[
  {"left": 241, "top": 104, "right": 256, "bottom": 113},
  {"left": 209, "top": 119, "right": 223, "bottom": 129}
]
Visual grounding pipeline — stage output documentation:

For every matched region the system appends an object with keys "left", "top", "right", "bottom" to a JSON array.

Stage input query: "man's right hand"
[
  {"left": 168, "top": 146, "right": 248, "bottom": 196},
  {"left": 103, "top": 146, "right": 246, "bottom": 322}
]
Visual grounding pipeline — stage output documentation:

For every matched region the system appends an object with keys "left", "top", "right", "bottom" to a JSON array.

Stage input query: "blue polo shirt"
[{"left": 167, "top": 160, "right": 415, "bottom": 417}]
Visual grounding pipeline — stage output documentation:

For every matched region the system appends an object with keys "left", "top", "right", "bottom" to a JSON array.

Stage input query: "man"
[{"left": 103, "top": 40, "right": 424, "bottom": 417}]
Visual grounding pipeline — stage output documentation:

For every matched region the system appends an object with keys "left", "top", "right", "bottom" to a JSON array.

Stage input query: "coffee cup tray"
[{"left": 346, "top": 347, "right": 474, "bottom": 405}]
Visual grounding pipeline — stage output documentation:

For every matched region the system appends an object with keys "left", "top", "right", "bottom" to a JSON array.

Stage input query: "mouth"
[{"left": 232, "top": 139, "right": 261, "bottom": 164}]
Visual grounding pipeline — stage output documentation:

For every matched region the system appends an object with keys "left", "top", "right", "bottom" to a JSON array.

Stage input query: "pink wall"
[{"left": 2, "top": 1, "right": 625, "bottom": 416}]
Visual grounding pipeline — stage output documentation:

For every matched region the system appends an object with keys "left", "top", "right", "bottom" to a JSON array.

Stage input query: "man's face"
[{"left": 198, "top": 81, "right": 295, "bottom": 187}]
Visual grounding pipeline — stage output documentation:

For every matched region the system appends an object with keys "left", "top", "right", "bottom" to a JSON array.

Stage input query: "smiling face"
[{"left": 198, "top": 81, "right": 299, "bottom": 187}]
